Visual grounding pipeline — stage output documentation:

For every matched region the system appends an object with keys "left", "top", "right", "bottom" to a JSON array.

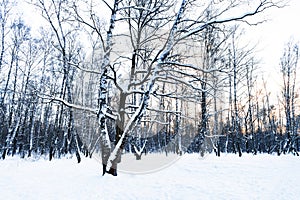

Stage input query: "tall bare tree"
[
  {"left": 23, "top": 0, "right": 284, "bottom": 175},
  {"left": 280, "top": 40, "right": 299, "bottom": 154}
]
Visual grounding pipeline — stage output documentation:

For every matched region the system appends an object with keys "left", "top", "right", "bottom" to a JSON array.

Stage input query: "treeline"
[
  {"left": 121, "top": 122, "right": 300, "bottom": 158},
  {"left": 0, "top": 0, "right": 299, "bottom": 166}
]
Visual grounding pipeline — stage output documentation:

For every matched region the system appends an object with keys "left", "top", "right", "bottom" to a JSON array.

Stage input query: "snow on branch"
[
  {"left": 38, "top": 95, "right": 97, "bottom": 114},
  {"left": 38, "top": 95, "right": 117, "bottom": 120},
  {"left": 105, "top": 24, "right": 188, "bottom": 168},
  {"left": 133, "top": 140, "right": 147, "bottom": 157}
]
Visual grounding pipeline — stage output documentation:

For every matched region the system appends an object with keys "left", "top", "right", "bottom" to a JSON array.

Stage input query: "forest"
[{"left": 0, "top": 0, "right": 299, "bottom": 176}]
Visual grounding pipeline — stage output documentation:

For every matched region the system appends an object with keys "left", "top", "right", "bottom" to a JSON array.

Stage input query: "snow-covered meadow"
[{"left": 0, "top": 153, "right": 299, "bottom": 200}]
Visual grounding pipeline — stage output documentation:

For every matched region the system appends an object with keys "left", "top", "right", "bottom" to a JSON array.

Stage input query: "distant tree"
[
  {"left": 32, "top": 0, "right": 83, "bottom": 162},
  {"left": 280, "top": 40, "right": 299, "bottom": 154},
  {"left": 1, "top": 18, "right": 31, "bottom": 159}
]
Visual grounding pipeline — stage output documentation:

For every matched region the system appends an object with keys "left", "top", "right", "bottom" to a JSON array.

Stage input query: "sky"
[
  {"left": 243, "top": 0, "right": 300, "bottom": 77},
  {"left": 239, "top": 0, "right": 300, "bottom": 101},
  {"left": 20, "top": 0, "right": 300, "bottom": 63},
  {"left": 19, "top": 0, "right": 300, "bottom": 95}
]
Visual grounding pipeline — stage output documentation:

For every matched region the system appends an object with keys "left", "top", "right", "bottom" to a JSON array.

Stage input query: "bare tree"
[
  {"left": 1, "top": 18, "right": 31, "bottom": 159},
  {"left": 32, "top": 0, "right": 83, "bottom": 162},
  {"left": 0, "top": 0, "right": 13, "bottom": 72},
  {"left": 98, "top": 0, "right": 281, "bottom": 175},
  {"left": 280, "top": 40, "right": 299, "bottom": 154},
  {"left": 22, "top": 0, "right": 284, "bottom": 175}
]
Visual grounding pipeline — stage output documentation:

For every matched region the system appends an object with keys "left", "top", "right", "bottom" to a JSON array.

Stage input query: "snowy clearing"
[{"left": 0, "top": 154, "right": 299, "bottom": 200}]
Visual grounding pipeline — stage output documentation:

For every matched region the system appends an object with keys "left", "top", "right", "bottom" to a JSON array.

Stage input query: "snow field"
[{"left": 0, "top": 153, "right": 299, "bottom": 200}]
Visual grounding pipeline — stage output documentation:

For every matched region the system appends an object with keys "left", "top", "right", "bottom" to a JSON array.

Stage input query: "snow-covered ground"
[{"left": 0, "top": 153, "right": 299, "bottom": 200}]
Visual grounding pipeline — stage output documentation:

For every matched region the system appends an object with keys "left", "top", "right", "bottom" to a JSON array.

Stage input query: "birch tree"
[
  {"left": 27, "top": 0, "right": 284, "bottom": 175},
  {"left": 1, "top": 18, "right": 31, "bottom": 159},
  {"left": 111, "top": 0, "right": 280, "bottom": 174},
  {"left": 280, "top": 40, "right": 299, "bottom": 154},
  {"left": 32, "top": 0, "right": 82, "bottom": 162}
]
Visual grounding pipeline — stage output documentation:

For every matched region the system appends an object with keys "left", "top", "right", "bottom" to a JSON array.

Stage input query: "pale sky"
[
  {"left": 20, "top": 0, "right": 300, "bottom": 63},
  {"left": 243, "top": 0, "right": 300, "bottom": 77},
  {"left": 240, "top": 0, "right": 300, "bottom": 100},
  {"left": 19, "top": 0, "right": 300, "bottom": 96}
]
